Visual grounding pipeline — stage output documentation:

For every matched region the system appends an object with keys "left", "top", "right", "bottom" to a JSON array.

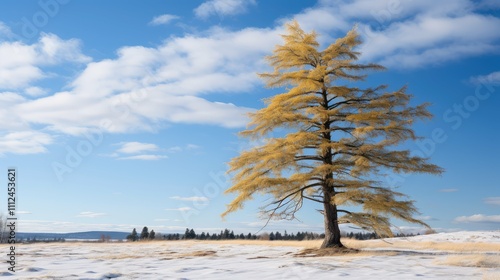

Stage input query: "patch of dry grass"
[
  {"left": 437, "top": 254, "right": 500, "bottom": 268},
  {"left": 178, "top": 250, "right": 217, "bottom": 258},
  {"left": 9, "top": 238, "right": 500, "bottom": 260},
  {"left": 149, "top": 238, "right": 500, "bottom": 254},
  {"left": 195, "top": 239, "right": 323, "bottom": 248},
  {"left": 347, "top": 239, "right": 500, "bottom": 253},
  {"left": 294, "top": 247, "right": 398, "bottom": 258},
  {"left": 92, "top": 249, "right": 217, "bottom": 260},
  {"left": 295, "top": 246, "right": 359, "bottom": 257}
]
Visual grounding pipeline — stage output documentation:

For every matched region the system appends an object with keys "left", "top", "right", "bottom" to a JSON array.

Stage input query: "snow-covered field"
[{"left": 1, "top": 231, "right": 499, "bottom": 279}]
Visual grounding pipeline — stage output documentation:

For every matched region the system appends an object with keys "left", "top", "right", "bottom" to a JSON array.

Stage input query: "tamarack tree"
[{"left": 222, "top": 21, "right": 443, "bottom": 249}]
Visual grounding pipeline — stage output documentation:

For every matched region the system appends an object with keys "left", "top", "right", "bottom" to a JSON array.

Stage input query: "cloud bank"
[{"left": 0, "top": 0, "right": 498, "bottom": 155}]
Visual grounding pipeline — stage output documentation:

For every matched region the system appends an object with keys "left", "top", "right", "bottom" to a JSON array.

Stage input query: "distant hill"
[{"left": 17, "top": 231, "right": 129, "bottom": 240}]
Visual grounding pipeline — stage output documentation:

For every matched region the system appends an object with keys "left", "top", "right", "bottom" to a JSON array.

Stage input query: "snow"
[
  {"left": 1, "top": 231, "right": 499, "bottom": 279},
  {"left": 390, "top": 231, "right": 500, "bottom": 243}
]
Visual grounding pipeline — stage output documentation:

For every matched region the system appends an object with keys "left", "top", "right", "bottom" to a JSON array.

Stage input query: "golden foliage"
[{"left": 223, "top": 21, "right": 443, "bottom": 239}]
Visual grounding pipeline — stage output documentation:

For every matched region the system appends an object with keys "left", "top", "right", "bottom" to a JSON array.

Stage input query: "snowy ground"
[{"left": 1, "top": 231, "right": 499, "bottom": 279}]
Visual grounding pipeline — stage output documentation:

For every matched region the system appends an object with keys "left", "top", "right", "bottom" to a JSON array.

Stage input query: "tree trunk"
[
  {"left": 320, "top": 86, "right": 343, "bottom": 249},
  {"left": 320, "top": 189, "right": 343, "bottom": 248}
]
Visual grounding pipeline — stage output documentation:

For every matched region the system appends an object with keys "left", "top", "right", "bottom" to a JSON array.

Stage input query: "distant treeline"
[
  {"left": 0, "top": 226, "right": 418, "bottom": 244},
  {"left": 18, "top": 237, "right": 66, "bottom": 243},
  {"left": 126, "top": 227, "right": 418, "bottom": 242}
]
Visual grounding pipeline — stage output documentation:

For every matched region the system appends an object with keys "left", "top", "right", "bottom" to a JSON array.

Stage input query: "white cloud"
[
  {"left": 195, "top": 0, "right": 256, "bottom": 19},
  {"left": 1, "top": 17, "right": 277, "bottom": 158},
  {"left": 291, "top": 0, "right": 500, "bottom": 68},
  {"left": 109, "top": 143, "right": 199, "bottom": 159},
  {"left": 2, "top": 1, "right": 498, "bottom": 156},
  {"left": 150, "top": 14, "right": 180, "bottom": 25},
  {"left": 116, "top": 142, "right": 159, "bottom": 154},
  {"left": 99, "top": 152, "right": 119, "bottom": 158},
  {"left": 15, "top": 26, "right": 275, "bottom": 138},
  {"left": 24, "top": 86, "right": 48, "bottom": 97},
  {"left": 165, "top": 207, "right": 192, "bottom": 212},
  {"left": 186, "top": 144, "right": 200, "bottom": 150},
  {"left": 0, "top": 33, "right": 90, "bottom": 89},
  {"left": 167, "top": 146, "right": 182, "bottom": 153},
  {"left": 118, "top": 155, "right": 167, "bottom": 161},
  {"left": 109, "top": 142, "right": 167, "bottom": 160},
  {"left": 166, "top": 144, "right": 201, "bottom": 153},
  {"left": 484, "top": 197, "right": 500, "bottom": 206},
  {"left": 19, "top": 219, "right": 139, "bottom": 233},
  {"left": 454, "top": 214, "right": 500, "bottom": 223},
  {"left": 0, "top": 131, "right": 53, "bottom": 155},
  {"left": 470, "top": 71, "right": 500, "bottom": 85},
  {"left": 108, "top": 142, "right": 168, "bottom": 160},
  {"left": 77, "top": 211, "right": 106, "bottom": 218},
  {"left": 0, "top": 42, "right": 43, "bottom": 89},
  {"left": 477, "top": 0, "right": 500, "bottom": 9},
  {"left": 17, "top": 211, "right": 32, "bottom": 215},
  {"left": 0, "top": 22, "right": 14, "bottom": 38},
  {"left": 37, "top": 33, "right": 91, "bottom": 64},
  {"left": 439, "top": 188, "right": 459, "bottom": 192},
  {"left": 0, "top": 92, "right": 29, "bottom": 131},
  {"left": 170, "top": 196, "right": 209, "bottom": 202},
  {"left": 360, "top": 14, "right": 500, "bottom": 68}
]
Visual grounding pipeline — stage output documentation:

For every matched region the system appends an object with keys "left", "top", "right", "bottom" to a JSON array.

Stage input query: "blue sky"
[{"left": 0, "top": 0, "right": 499, "bottom": 234}]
